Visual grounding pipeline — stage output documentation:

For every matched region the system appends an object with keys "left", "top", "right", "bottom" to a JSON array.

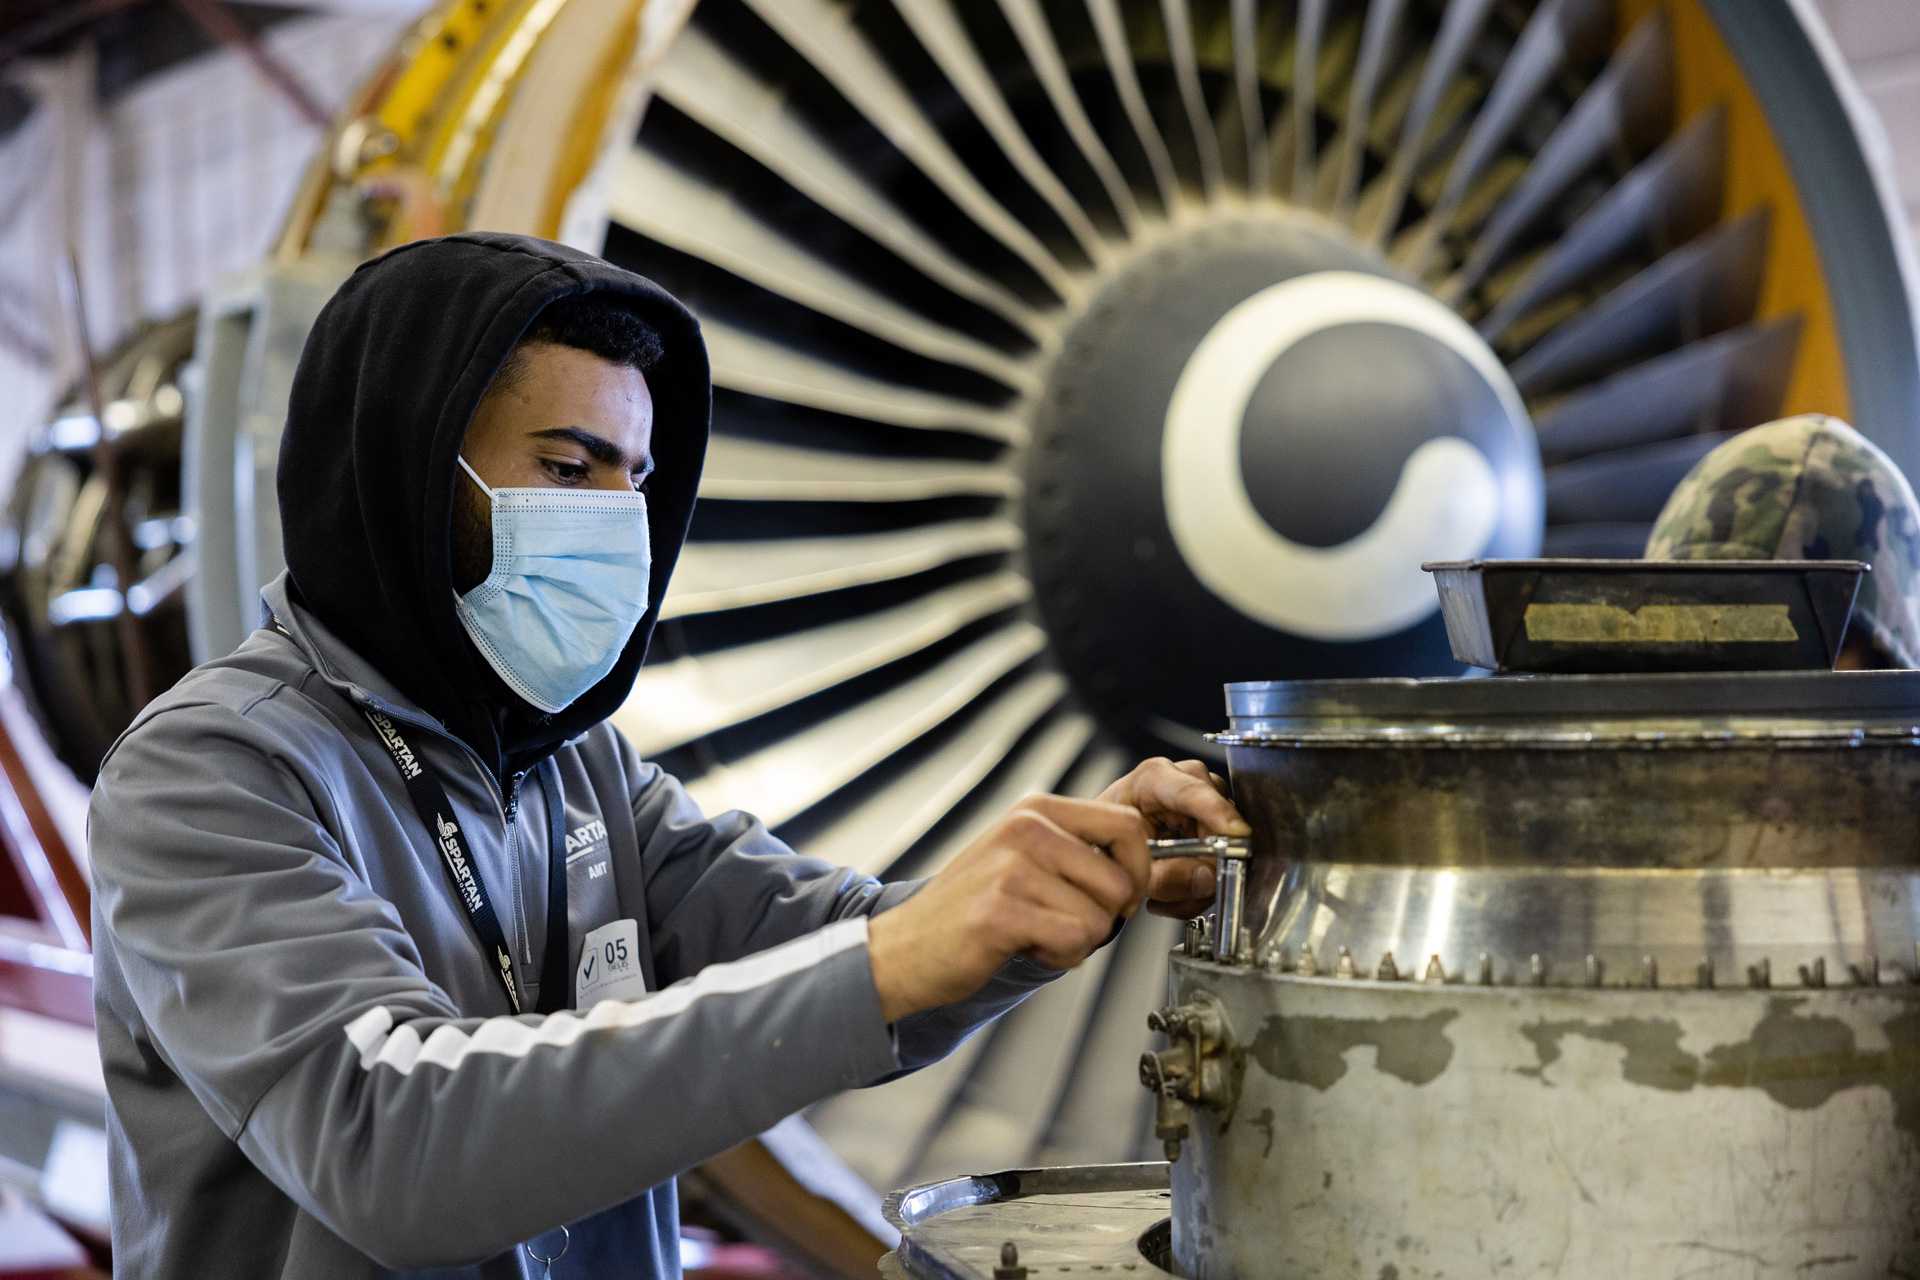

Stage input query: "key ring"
[{"left": 525, "top": 1224, "right": 570, "bottom": 1278}]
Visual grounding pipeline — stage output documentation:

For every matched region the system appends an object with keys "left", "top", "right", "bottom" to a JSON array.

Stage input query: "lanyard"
[{"left": 360, "top": 706, "right": 571, "bottom": 1016}]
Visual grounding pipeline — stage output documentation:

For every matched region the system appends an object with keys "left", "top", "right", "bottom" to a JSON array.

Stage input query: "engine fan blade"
[
  {"left": 995, "top": 0, "right": 1145, "bottom": 234},
  {"left": 1228, "top": 0, "right": 1270, "bottom": 192},
  {"left": 1479, "top": 107, "right": 1726, "bottom": 341},
  {"left": 619, "top": 572, "right": 1029, "bottom": 758},
  {"left": 740, "top": 0, "right": 1078, "bottom": 300},
  {"left": 1330, "top": 0, "right": 1409, "bottom": 214},
  {"left": 1364, "top": 0, "right": 1498, "bottom": 242},
  {"left": 703, "top": 324, "right": 1026, "bottom": 444},
  {"left": 892, "top": 0, "right": 1107, "bottom": 264},
  {"left": 611, "top": 147, "right": 1037, "bottom": 391},
  {"left": 1506, "top": 210, "right": 1770, "bottom": 398},
  {"left": 683, "top": 621, "right": 1045, "bottom": 827},
  {"left": 1159, "top": 0, "right": 1226, "bottom": 199},
  {"left": 1449, "top": 8, "right": 1674, "bottom": 302},
  {"left": 792, "top": 674, "right": 1080, "bottom": 877},
  {"left": 698, "top": 435, "right": 1019, "bottom": 502},
  {"left": 1544, "top": 430, "right": 1736, "bottom": 525},
  {"left": 1534, "top": 317, "right": 1801, "bottom": 465},
  {"left": 1398, "top": 0, "right": 1614, "bottom": 277},
  {"left": 663, "top": 519, "right": 1022, "bottom": 619},
  {"left": 1086, "top": 0, "right": 1182, "bottom": 210},
  {"left": 650, "top": 24, "right": 1049, "bottom": 344}
]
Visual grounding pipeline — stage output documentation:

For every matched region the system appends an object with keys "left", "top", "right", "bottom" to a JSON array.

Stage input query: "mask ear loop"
[
  {"left": 524, "top": 1224, "right": 569, "bottom": 1278},
  {"left": 456, "top": 454, "right": 497, "bottom": 500}
]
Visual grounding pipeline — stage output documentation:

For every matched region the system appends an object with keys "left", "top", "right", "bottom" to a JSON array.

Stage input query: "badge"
[{"left": 576, "top": 919, "right": 649, "bottom": 1008}]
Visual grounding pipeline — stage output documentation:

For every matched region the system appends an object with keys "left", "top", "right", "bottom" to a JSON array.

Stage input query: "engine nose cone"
[{"left": 1026, "top": 220, "right": 1544, "bottom": 754}]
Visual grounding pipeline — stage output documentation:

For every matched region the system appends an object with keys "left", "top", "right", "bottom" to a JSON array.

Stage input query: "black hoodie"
[{"left": 277, "top": 232, "right": 709, "bottom": 778}]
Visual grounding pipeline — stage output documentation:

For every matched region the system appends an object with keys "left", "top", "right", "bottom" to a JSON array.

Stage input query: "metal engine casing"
[
  {"left": 1156, "top": 671, "right": 1920, "bottom": 1278},
  {"left": 1166, "top": 954, "right": 1920, "bottom": 1277}
]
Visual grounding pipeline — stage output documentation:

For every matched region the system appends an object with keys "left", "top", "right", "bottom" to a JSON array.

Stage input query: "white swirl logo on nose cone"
[{"left": 1163, "top": 271, "right": 1532, "bottom": 641}]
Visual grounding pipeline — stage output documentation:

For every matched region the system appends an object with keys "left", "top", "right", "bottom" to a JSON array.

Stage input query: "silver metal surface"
[
  {"left": 1166, "top": 953, "right": 1920, "bottom": 1277},
  {"left": 1256, "top": 861, "right": 1920, "bottom": 992},
  {"left": 1221, "top": 670, "right": 1920, "bottom": 985},
  {"left": 1141, "top": 666, "right": 1920, "bottom": 1272},
  {"left": 1210, "top": 859, "right": 1245, "bottom": 965},
  {"left": 1146, "top": 836, "right": 1251, "bottom": 861},
  {"left": 884, "top": 1163, "right": 1172, "bottom": 1280}
]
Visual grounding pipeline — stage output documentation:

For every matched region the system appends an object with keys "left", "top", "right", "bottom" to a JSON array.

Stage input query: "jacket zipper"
[{"left": 503, "top": 770, "right": 531, "bottom": 969}]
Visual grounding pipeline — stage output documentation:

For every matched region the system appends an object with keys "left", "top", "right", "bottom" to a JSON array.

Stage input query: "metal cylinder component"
[
  {"left": 1166, "top": 952, "right": 1920, "bottom": 1276},
  {"left": 1210, "top": 858, "right": 1246, "bottom": 966},
  {"left": 1155, "top": 670, "right": 1920, "bottom": 1275},
  {"left": 1221, "top": 672, "right": 1920, "bottom": 986}
]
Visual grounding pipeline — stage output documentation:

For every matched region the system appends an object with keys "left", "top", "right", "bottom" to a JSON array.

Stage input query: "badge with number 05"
[{"left": 576, "top": 919, "right": 648, "bottom": 1008}]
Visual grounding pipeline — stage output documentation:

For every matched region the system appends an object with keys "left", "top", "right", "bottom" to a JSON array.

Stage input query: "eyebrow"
[{"left": 529, "top": 426, "right": 653, "bottom": 475}]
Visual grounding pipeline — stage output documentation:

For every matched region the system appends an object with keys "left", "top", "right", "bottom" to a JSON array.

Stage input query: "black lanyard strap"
[{"left": 361, "top": 706, "right": 571, "bottom": 1015}]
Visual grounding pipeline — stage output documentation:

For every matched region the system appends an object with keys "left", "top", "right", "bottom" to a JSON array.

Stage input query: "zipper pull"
[{"left": 504, "top": 771, "right": 526, "bottom": 822}]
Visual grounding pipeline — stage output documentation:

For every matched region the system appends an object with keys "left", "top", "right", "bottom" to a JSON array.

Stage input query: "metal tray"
[
  {"left": 882, "top": 1163, "right": 1173, "bottom": 1279},
  {"left": 1422, "top": 558, "right": 1866, "bottom": 674}
]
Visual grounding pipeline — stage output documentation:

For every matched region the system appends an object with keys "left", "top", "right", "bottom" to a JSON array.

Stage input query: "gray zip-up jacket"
[{"left": 87, "top": 573, "right": 1052, "bottom": 1278}]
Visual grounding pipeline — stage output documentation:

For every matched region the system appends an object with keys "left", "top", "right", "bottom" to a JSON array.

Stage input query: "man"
[
  {"left": 87, "top": 233, "right": 1241, "bottom": 1277},
  {"left": 1644, "top": 412, "right": 1920, "bottom": 668}
]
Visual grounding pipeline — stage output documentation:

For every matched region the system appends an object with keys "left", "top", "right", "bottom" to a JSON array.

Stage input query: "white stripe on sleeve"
[{"left": 341, "top": 917, "right": 869, "bottom": 1076}]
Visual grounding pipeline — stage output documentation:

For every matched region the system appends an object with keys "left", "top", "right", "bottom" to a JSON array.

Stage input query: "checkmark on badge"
[{"left": 576, "top": 918, "right": 647, "bottom": 1009}]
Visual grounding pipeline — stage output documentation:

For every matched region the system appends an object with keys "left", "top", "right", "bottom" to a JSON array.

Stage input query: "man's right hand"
[{"left": 865, "top": 795, "right": 1152, "bottom": 1023}]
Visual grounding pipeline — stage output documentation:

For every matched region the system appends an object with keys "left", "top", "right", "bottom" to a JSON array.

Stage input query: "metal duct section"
[
  {"left": 0, "top": 314, "right": 197, "bottom": 784},
  {"left": 12, "top": 0, "right": 1920, "bottom": 1201}
]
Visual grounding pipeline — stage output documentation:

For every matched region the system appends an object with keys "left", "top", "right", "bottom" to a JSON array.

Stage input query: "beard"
[{"left": 451, "top": 473, "right": 495, "bottom": 596}]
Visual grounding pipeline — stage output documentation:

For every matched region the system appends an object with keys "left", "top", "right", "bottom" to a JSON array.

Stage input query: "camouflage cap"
[{"left": 1644, "top": 414, "right": 1920, "bottom": 668}]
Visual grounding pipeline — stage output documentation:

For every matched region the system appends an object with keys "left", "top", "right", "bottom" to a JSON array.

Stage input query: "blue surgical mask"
[{"left": 453, "top": 454, "right": 652, "bottom": 713}]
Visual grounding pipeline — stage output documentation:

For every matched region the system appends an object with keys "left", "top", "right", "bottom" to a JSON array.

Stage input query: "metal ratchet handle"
[
  {"left": 1148, "top": 835, "right": 1252, "bottom": 861},
  {"left": 1147, "top": 836, "right": 1252, "bottom": 965}
]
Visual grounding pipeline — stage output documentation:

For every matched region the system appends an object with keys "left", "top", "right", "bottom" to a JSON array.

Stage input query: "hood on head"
[{"left": 277, "top": 232, "right": 709, "bottom": 774}]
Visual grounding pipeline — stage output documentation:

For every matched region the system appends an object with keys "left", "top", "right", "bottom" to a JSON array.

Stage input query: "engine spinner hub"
[{"left": 1024, "top": 216, "right": 1544, "bottom": 756}]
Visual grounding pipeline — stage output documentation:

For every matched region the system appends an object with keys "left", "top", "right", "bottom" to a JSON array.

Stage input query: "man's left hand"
[{"left": 1099, "top": 757, "right": 1250, "bottom": 919}]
